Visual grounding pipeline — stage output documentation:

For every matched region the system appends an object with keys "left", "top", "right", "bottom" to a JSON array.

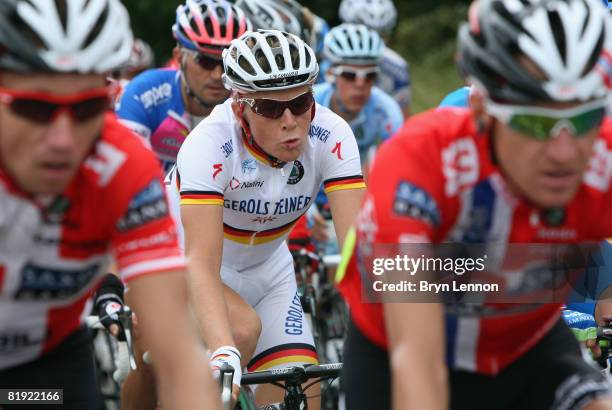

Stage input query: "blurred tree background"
[{"left": 122, "top": 0, "right": 471, "bottom": 113}]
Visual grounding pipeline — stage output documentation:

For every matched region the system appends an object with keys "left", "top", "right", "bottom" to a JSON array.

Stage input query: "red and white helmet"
[{"left": 173, "top": 0, "right": 251, "bottom": 56}]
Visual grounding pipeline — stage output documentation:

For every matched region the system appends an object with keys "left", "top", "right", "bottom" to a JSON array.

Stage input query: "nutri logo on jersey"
[
  {"left": 230, "top": 177, "right": 264, "bottom": 190},
  {"left": 117, "top": 179, "right": 168, "bottom": 231},
  {"left": 393, "top": 181, "right": 441, "bottom": 226},
  {"left": 15, "top": 263, "right": 99, "bottom": 300},
  {"left": 287, "top": 160, "right": 304, "bottom": 185}
]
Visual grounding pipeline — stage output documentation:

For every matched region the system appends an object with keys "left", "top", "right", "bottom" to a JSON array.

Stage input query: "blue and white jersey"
[
  {"left": 313, "top": 82, "right": 403, "bottom": 161},
  {"left": 316, "top": 47, "right": 411, "bottom": 112},
  {"left": 116, "top": 68, "right": 193, "bottom": 173},
  {"left": 378, "top": 47, "right": 411, "bottom": 112}
]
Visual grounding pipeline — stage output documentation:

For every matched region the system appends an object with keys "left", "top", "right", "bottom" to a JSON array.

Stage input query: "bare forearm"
[
  {"left": 328, "top": 188, "right": 365, "bottom": 249},
  {"left": 385, "top": 302, "right": 448, "bottom": 410},
  {"left": 390, "top": 344, "right": 447, "bottom": 410},
  {"left": 130, "top": 273, "right": 219, "bottom": 409},
  {"left": 188, "top": 258, "right": 235, "bottom": 350}
]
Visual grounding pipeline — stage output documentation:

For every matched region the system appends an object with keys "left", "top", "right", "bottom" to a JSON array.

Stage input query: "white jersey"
[{"left": 170, "top": 99, "right": 365, "bottom": 271}]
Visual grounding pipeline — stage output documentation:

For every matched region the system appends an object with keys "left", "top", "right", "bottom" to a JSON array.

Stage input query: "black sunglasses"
[
  {"left": 184, "top": 50, "right": 224, "bottom": 71},
  {"left": 0, "top": 87, "right": 112, "bottom": 124},
  {"left": 238, "top": 91, "right": 315, "bottom": 119}
]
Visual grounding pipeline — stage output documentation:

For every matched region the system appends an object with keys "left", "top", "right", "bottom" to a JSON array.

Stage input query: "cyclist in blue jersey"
[
  {"left": 336, "top": 0, "right": 412, "bottom": 118},
  {"left": 310, "top": 23, "right": 402, "bottom": 254},
  {"left": 315, "top": 23, "right": 403, "bottom": 173},
  {"left": 116, "top": 0, "right": 250, "bottom": 173}
]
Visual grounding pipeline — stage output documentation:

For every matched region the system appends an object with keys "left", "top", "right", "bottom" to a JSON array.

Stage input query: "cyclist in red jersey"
[
  {"left": 0, "top": 1, "right": 217, "bottom": 409},
  {"left": 337, "top": 0, "right": 612, "bottom": 409}
]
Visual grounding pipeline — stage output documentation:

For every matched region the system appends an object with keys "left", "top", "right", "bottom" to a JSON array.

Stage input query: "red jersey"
[
  {"left": 337, "top": 107, "right": 612, "bottom": 375},
  {"left": 0, "top": 114, "right": 185, "bottom": 370}
]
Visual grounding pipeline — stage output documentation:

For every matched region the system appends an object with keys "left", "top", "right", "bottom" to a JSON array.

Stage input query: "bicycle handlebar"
[{"left": 240, "top": 363, "right": 342, "bottom": 386}]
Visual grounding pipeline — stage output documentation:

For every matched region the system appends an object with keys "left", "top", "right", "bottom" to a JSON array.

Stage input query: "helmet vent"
[
  {"left": 83, "top": 1, "right": 109, "bottom": 49},
  {"left": 548, "top": 10, "right": 567, "bottom": 66}
]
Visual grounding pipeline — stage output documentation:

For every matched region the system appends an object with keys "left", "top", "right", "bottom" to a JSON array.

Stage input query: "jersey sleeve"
[
  {"left": 116, "top": 78, "right": 153, "bottom": 139},
  {"left": 175, "top": 125, "right": 228, "bottom": 206},
  {"left": 389, "top": 61, "right": 411, "bottom": 110},
  {"left": 319, "top": 119, "right": 367, "bottom": 195},
  {"left": 103, "top": 121, "right": 185, "bottom": 282}
]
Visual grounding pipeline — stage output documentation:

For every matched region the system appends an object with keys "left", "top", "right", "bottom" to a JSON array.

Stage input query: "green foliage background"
[{"left": 122, "top": 0, "right": 471, "bottom": 113}]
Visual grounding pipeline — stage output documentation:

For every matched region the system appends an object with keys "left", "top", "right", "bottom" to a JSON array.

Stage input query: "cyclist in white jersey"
[
  {"left": 337, "top": 0, "right": 411, "bottom": 117},
  {"left": 168, "top": 29, "right": 366, "bottom": 405}
]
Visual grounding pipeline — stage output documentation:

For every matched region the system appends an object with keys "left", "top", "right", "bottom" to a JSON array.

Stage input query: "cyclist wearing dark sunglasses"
[
  {"left": 116, "top": 0, "right": 251, "bottom": 173},
  {"left": 337, "top": 0, "right": 612, "bottom": 410},
  {"left": 0, "top": 1, "right": 218, "bottom": 409},
  {"left": 167, "top": 29, "right": 365, "bottom": 407}
]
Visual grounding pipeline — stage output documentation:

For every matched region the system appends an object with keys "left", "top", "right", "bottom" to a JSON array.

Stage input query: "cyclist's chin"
[
  {"left": 202, "top": 86, "right": 229, "bottom": 103},
  {"left": 525, "top": 185, "right": 579, "bottom": 209}
]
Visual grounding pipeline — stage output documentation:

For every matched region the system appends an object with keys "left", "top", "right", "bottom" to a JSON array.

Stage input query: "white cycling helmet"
[
  {"left": 458, "top": 0, "right": 612, "bottom": 103},
  {"left": 339, "top": 0, "right": 397, "bottom": 34},
  {"left": 222, "top": 29, "right": 319, "bottom": 92},
  {"left": 323, "top": 23, "right": 384, "bottom": 65},
  {"left": 0, "top": 0, "right": 133, "bottom": 73}
]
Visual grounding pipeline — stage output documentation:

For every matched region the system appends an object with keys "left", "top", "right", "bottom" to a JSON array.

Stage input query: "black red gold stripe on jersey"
[
  {"left": 247, "top": 343, "right": 318, "bottom": 372},
  {"left": 180, "top": 190, "right": 224, "bottom": 206},
  {"left": 223, "top": 215, "right": 301, "bottom": 245},
  {"left": 241, "top": 130, "right": 287, "bottom": 168},
  {"left": 323, "top": 175, "right": 366, "bottom": 194}
]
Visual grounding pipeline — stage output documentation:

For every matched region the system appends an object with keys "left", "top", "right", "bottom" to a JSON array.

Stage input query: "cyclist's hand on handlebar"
[
  {"left": 586, "top": 338, "right": 603, "bottom": 359},
  {"left": 94, "top": 273, "right": 126, "bottom": 341},
  {"left": 210, "top": 346, "right": 242, "bottom": 401}
]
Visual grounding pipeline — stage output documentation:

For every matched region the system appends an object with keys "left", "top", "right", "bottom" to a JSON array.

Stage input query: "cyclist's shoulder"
[
  {"left": 120, "top": 68, "right": 181, "bottom": 109},
  {"left": 369, "top": 86, "right": 402, "bottom": 112},
  {"left": 312, "top": 102, "right": 353, "bottom": 136},
  {"left": 98, "top": 114, "right": 160, "bottom": 170},
  {"left": 313, "top": 82, "right": 333, "bottom": 106},
  {"left": 179, "top": 100, "right": 237, "bottom": 160},
  {"left": 78, "top": 114, "right": 161, "bottom": 197},
  {"left": 380, "top": 47, "right": 410, "bottom": 84},
  {"left": 402, "top": 106, "right": 475, "bottom": 135},
  {"left": 381, "top": 47, "right": 409, "bottom": 69},
  {"left": 438, "top": 86, "right": 471, "bottom": 108}
]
